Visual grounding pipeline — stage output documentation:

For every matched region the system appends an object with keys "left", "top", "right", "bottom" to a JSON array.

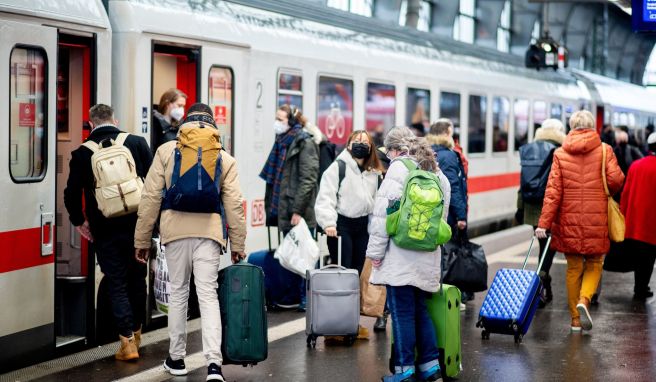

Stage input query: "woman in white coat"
[{"left": 367, "top": 127, "right": 451, "bottom": 382}]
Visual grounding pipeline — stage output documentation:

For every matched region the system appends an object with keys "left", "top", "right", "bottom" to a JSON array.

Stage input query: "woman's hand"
[
  {"left": 325, "top": 226, "right": 337, "bottom": 237},
  {"left": 535, "top": 227, "right": 548, "bottom": 239},
  {"left": 291, "top": 213, "right": 302, "bottom": 226}
]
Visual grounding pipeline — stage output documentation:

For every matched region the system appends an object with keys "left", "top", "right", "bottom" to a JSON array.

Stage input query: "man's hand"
[
  {"left": 231, "top": 251, "right": 247, "bottom": 264},
  {"left": 76, "top": 221, "right": 94, "bottom": 242},
  {"left": 325, "top": 226, "right": 338, "bottom": 237},
  {"left": 135, "top": 248, "right": 150, "bottom": 264},
  {"left": 291, "top": 213, "right": 302, "bottom": 226},
  {"left": 457, "top": 220, "right": 467, "bottom": 230},
  {"left": 535, "top": 227, "right": 548, "bottom": 239}
]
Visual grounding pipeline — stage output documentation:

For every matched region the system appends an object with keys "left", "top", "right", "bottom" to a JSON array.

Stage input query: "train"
[{"left": 2, "top": 0, "right": 656, "bottom": 371}]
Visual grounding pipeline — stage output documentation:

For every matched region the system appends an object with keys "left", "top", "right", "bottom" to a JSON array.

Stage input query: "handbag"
[
  {"left": 360, "top": 259, "right": 386, "bottom": 318},
  {"left": 603, "top": 241, "right": 634, "bottom": 273},
  {"left": 601, "top": 144, "right": 625, "bottom": 242},
  {"left": 441, "top": 231, "right": 488, "bottom": 293}
]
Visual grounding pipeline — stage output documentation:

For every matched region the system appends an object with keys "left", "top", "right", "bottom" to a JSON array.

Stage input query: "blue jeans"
[{"left": 387, "top": 285, "right": 440, "bottom": 370}]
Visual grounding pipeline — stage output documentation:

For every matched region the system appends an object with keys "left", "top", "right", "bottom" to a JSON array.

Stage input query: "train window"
[
  {"left": 492, "top": 96, "right": 510, "bottom": 153},
  {"left": 10, "top": 47, "right": 48, "bottom": 182},
  {"left": 407, "top": 88, "right": 430, "bottom": 134},
  {"left": 551, "top": 103, "right": 562, "bottom": 120},
  {"left": 208, "top": 66, "right": 234, "bottom": 154},
  {"left": 514, "top": 99, "right": 529, "bottom": 150},
  {"left": 317, "top": 76, "right": 353, "bottom": 149},
  {"left": 533, "top": 100, "right": 547, "bottom": 136},
  {"left": 439, "top": 91, "right": 461, "bottom": 135},
  {"left": 468, "top": 94, "right": 487, "bottom": 154},
  {"left": 278, "top": 71, "right": 302, "bottom": 109},
  {"left": 366, "top": 82, "right": 396, "bottom": 136}
]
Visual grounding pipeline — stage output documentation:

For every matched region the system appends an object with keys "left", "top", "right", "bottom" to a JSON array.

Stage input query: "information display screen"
[
  {"left": 633, "top": 0, "right": 656, "bottom": 32},
  {"left": 645, "top": 0, "right": 656, "bottom": 22}
]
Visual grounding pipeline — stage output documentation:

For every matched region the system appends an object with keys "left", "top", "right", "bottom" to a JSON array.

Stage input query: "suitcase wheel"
[
  {"left": 306, "top": 335, "right": 317, "bottom": 349},
  {"left": 481, "top": 330, "right": 490, "bottom": 340},
  {"left": 345, "top": 335, "right": 356, "bottom": 346},
  {"left": 514, "top": 334, "right": 523, "bottom": 344}
]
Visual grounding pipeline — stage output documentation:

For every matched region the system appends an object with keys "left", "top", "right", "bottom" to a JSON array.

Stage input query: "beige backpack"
[{"left": 82, "top": 133, "right": 144, "bottom": 218}]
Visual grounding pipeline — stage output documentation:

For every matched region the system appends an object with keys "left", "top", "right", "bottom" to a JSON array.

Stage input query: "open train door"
[{"left": 0, "top": 21, "right": 57, "bottom": 371}]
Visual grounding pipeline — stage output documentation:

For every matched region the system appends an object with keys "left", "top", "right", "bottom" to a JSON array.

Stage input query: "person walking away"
[
  {"left": 315, "top": 130, "right": 384, "bottom": 333},
  {"left": 517, "top": 119, "right": 566, "bottom": 308},
  {"left": 613, "top": 130, "right": 643, "bottom": 176},
  {"left": 426, "top": 119, "right": 471, "bottom": 309},
  {"left": 152, "top": 88, "right": 187, "bottom": 150},
  {"left": 536, "top": 110, "right": 624, "bottom": 332},
  {"left": 260, "top": 104, "right": 319, "bottom": 312},
  {"left": 620, "top": 132, "right": 656, "bottom": 301},
  {"left": 368, "top": 127, "right": 451, "bottom": 382},
  {"left": 134, "top": 103, "right": 247, "bottom": 381},
  {"left": 64, "top": 104, "right": 152, "bottom": 360}
]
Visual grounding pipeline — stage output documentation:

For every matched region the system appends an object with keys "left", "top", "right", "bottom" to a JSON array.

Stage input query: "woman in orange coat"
[{"left": 536, "top": 110, "right": 624, "bottom": 332}]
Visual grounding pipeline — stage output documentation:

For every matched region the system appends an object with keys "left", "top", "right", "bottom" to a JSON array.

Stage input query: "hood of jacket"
[
  {"left": 303, "top": 122, "right": 326, "bottom": 145},
  {"left": 534, "top": 127, "right": 565, "bottom": 145},
  {"left": 425, "top": 134, "right": 454, "bottom": 149},
  {"left": 562, "top": 128, "right": 601, "bottom": 155}
]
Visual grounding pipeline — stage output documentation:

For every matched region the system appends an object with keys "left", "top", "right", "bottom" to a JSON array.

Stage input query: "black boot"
[
  {"left": 374, "top": 310, "right": 389, "bottom": 332},
  {"left": 538, "top": 274, "right": 552, "bottom": 309}
]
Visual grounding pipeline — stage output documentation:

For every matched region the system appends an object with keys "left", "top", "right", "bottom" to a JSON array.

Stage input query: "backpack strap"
[
  {"left": 399, "top": 158, "right": 417, "bottom": 171},
  {"left": 337, "top": 159, "right": 346, "bottom": 190},
  {"left": 81, "top": 140, "right": 100, "bottom": 153},
  {"left": 213, "top": 151, "right": 228, "bottom": 245},
  {"left": 170, "top": 148, "right": 182, "bottom": 185},
  {"left": 114, "top": 133, "right": 129, "bottom": 147}
]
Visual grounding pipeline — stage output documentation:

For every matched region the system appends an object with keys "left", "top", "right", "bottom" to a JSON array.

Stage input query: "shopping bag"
[
  {"left": 153, "top": 238, "right": 170, "bottom": 314},
  {"left": 603, "top": 241, "right": 634, "bottom": 273},
  {"left": 360, "top": 259, "right": 386, "bottom": 318},
  {"left": 274, "top": 218, "right": 320, "bottom": 278},
  {"left": 442, "top": 234, "right": 488, "bottom": 293}
]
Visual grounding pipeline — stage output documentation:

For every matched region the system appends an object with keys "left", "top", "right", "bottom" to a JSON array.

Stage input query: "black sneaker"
[
  {"left": 633, "top": 290, "right": 654, "bottom": 301},
  {"left": 374, "top": 315, "right": 388, "bottom": 332},
  {"left": 163, "top": 356, "right": 187, "bottom": 376},
  {"left": 207, "top": 363, "right": 225, "bottom": 381}
]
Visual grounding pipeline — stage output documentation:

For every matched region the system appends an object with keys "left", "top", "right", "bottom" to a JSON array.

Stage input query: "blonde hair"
[
  {"left": 540, "top": 118, "right": 565, "bottom": 133},
  {"left": 570, "top": 110, "right": 595, "bottom": 130}
]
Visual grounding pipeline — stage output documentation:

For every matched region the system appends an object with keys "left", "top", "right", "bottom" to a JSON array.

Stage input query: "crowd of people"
[{"left": 63, "top": 93, "right": 656, "bottom": 382}]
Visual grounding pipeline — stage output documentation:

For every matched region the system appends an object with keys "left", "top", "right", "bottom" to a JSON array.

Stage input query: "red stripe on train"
[
  {"left": 0, "top": 227, "right": 54, "bottom": 274},
  {"left": 468, "top": 172, "right": 520, "bottom": 194}
]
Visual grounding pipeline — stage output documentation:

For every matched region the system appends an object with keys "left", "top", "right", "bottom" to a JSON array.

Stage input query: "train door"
[
  {"left": 0, "top": 21, "right": 57, "bottom": 370},
  {"left": 54, "top": 33, "right": 96, "bottom": 351}
]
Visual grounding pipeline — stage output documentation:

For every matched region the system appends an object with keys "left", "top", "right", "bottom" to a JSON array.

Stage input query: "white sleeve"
[{"left": 314, "top": 161, "right": 339, "bottom": 230}]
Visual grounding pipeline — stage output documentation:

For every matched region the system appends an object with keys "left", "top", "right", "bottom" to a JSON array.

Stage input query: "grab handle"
[{"left": 521, "top": 235, "right": 552, "bottom": 273}]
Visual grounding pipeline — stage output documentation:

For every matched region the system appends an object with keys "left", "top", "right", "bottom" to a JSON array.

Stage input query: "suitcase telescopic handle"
[
  {"left": 521, "top": 235, "right": 552, "bottom": 273},
  {"left": 318, "top": 234, "right": 342, "bottom": 269}
]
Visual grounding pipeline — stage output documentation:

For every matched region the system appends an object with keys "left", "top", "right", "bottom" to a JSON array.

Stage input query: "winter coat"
[
  {"left": 620, "top": 155, "right": 656, "bottom": 246},
  {"left": 426, "top": 134, "right": 467, "bottom": 226},
  {"left": 366, "top": 157, "right": 451, "bottom": 293},
  {"left": 264, "top": 129, "right": 320, "bottom": 233},
  {"left": 538, "top": 129, "right": 624, "bottom": 255},
  {"left": 613, "top": 143, "right": 643, "bottom": 175},
  {"left": 134, "top": 123, "right": 247, "bottom": 251},
  {"left": 315, "top": 149, "right": 381, "bottom": 229},
  {"left": 152, "top": 110, "right": 178, "bottom": 150}
]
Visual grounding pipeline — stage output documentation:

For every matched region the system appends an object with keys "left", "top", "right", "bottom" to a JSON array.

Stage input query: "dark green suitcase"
[{"left": 218, "top": 261, "right": 267, "bottom": 366}]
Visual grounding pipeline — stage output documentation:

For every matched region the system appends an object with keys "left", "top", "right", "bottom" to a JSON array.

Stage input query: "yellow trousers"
[{"left": 564, "top": 254, "right": 604, "bottom": 319}]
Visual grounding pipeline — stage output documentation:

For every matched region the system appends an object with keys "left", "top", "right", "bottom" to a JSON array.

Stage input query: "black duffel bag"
[
  {"left": 603, "top": 241, "right": 635, "bottom": 273},
  {"left": 441, "top": 231, "right": 488, "bottom": 292}
]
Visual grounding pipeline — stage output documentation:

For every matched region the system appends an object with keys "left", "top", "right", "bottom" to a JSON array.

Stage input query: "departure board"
[{"left": 645, "top": 0, "right": 656, "bottom": 22}]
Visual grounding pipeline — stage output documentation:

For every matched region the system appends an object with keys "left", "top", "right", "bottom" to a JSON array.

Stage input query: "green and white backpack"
[{"left": 386, "top": 159, "right": 452, "bottom": 251}]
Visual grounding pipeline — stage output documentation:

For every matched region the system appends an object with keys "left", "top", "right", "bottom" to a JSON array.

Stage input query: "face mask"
[
  {"left": 351, "top": 143, "right": 370, "bottom": 159},
  {"left": 170, "top": 106, "right": 184, "bottom": 121},
  {"left": 274, "top": 120, "right": 289, "bottom": 135}
]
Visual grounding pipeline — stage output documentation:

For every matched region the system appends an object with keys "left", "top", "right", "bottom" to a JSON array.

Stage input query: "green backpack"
[{"left": 386, "top": 159, "right": 452, "bottom": 251}]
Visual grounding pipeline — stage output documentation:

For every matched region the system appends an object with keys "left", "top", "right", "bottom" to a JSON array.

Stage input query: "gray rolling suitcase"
[{"left": 306, "top": 235, "right": 360, "bottom": 348}]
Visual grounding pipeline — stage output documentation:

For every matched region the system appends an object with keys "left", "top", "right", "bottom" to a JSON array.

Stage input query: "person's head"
[
  {"left": 384, "top": 126, "right": 414, "bottom": 159},
  {"left": 569, "top": 110, "right": 595, "bottom": 131},
  {"left": 89, "top": 104, "right": 117, "bottom": 129},
  {"left": 429, "top": 118, "right": 454, "bottom": 137},
  {"left": 275, "top": 104, "right": 307, "bottom": 135},
  {"left": 540, "top": 118, "right": 565, "bottom": 134},
  {"left": 181, "top": 103, "right": 217, "bottom": 129},
  {"left": 647, "top": 132, "right": 656, "bottom": 153},
  {"left": 614, "top": 130, "right": 629, "bottom": 145},
  {"left": 347, "top": 130, "right": 383, "bottom": 171},
  {"left": 383, "top": 126, "right": 438, "bottom": 172},
  {"left": 157, "top": 89, "right": 187, "bottom": 121}
]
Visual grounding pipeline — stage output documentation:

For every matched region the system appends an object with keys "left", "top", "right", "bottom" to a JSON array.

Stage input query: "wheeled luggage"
[
  {"left": 477, "top": 236, "right": 551, "bottom": 343},
  {"left": 306, "top": 235, "right": 360, "bottom": 348},
  {"left": 218, "top": 260, "right": 268, "bottom": 366}
]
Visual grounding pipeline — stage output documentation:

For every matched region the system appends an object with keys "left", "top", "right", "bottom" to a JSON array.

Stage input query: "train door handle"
[{"left": 41, "top": 212, "right": 54, "bottom": 256}]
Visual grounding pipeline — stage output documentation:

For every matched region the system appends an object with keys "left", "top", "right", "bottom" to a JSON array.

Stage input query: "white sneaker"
[
  {"left": 576, "top": 303, "right": 593, "bottom": 331},
  {"left": 460, "top": 301, "right": 466, "bottom": 312}
]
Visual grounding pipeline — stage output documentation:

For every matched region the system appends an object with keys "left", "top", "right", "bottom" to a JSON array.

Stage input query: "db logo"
[{"left": 251, "top": 199, "right": 265, "bottom": 227}]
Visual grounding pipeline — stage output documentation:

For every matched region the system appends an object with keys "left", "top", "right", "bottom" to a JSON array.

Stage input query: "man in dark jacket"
[{"left": 64, "top": 104, "right": 152, "bottom": 360}]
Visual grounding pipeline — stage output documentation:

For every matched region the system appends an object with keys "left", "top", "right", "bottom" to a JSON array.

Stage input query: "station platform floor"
[{"left": 2, "top": 228, "right": 655, "bottom": 382}]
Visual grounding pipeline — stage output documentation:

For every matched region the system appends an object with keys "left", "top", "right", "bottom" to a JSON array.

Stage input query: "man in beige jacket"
[{"left": 134, "top": 103, "right": 246, "bottom": 382}]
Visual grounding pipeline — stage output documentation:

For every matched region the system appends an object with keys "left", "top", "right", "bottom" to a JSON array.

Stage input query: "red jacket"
[{"left": 620, "top": 155, "right": 656, "bottom": 246}]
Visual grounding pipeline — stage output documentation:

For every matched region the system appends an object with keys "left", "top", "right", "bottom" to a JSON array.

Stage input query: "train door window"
[
  {"left": 514, "top": 98, "right": 529, "bottom": 150},
  {"left": 533, "top": 100, "right": 547, "bottom": 137},
  {"left": 551, "top": 103, "right": 562, "bottom": 120},
  {"left": 9, "top": 47, "right": 47, "bottom": 182},
  {"left": 278, "top": 70, "right": 302, "bottom": 109},
  {"left": 317, "top": 76, "right": 353, "bottom": 150},
  {"left": 365, "top": 82, "right": 395, "bottom": 136},
  {"left": 468, "top": 94, "right": 487, "bottom": 154},
  {"left": 407, "top": 88, "right": 430, "bottom": 134},
  {"left": 492, "top": 96, "right": 510, "bottom": 153},
  {"left": 439, "top": 91, "right": 461, "bottom": 136},
  {"left": 208, "top": 66, "right": 234, "bottom": 154}
]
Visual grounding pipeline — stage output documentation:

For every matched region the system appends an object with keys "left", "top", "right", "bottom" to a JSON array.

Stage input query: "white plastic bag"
[
  {"left": 274, "top": 218, "right": 320, "bottom": 278},
  {"left": 153, "top": 238, "right": 170, "bottom": 315}
]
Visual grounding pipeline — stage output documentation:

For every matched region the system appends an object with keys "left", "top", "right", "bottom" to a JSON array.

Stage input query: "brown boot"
[
  {"left": 576, "top": 297, "right": 593, "bottom": 331},
  {"left": 134, "top": 327, "right": 142, "bottom": 349},
  {"left": 115, "top": 334, "right": 139, "bottom": 361}
]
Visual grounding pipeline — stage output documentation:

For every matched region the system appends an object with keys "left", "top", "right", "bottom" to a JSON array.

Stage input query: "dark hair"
[
  {"left": 89, "top": 104, "right": 114, "bottom": 125},
  {"left": 347, "top": 130, "right": 384, "bottom": 172},
  {"left": 157, "top": 88, "right": 187, "bottom": 114},
  {"left": 429, "top": 118, "right": 453, "bottom": 136},
  {"left": 182, "top": 103, "right": 216, "bottom": 128},
  {"left": 649, "top": 143, "right": 656, "bottom": 153},
  {"left": 278, "top": 104, "right": 307, "bottom": 127}
]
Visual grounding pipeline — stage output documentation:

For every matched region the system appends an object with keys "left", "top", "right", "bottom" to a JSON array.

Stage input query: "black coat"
[
  {"left": 152, "top": 111, "right": 178, "bottom": 151},
  {"left": 433, "top": 144, "right": 468, "bottom": 226},
  {"left": 64, "top": 125, "right": 153, "bottom": 240}
]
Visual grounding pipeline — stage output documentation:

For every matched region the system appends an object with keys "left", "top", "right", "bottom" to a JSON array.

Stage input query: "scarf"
[{"left": 259, "top": 125, "right": 301, "bottom": 217}]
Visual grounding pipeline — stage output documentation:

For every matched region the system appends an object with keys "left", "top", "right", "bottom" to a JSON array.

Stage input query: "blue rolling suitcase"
[{"left": 476, "top": 236, "right": 551, "bottom": 343}]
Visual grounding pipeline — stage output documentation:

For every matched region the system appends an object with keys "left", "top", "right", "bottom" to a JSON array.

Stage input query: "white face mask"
[
  {"left": 273, "top": 120, "right": 289, "bottom": 135},
  {"left": 170, "top": 106, "right": 185, "bottom": 121}
]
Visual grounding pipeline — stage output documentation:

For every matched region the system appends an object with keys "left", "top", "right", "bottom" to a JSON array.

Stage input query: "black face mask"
[{"left": 351, "top": 143, "right": 370, "bottom": 159}]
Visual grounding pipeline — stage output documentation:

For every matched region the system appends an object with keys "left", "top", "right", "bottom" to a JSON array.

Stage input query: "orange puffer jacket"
[{"left": 538, "top": 129, "right": 624, "bottom": 255}]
